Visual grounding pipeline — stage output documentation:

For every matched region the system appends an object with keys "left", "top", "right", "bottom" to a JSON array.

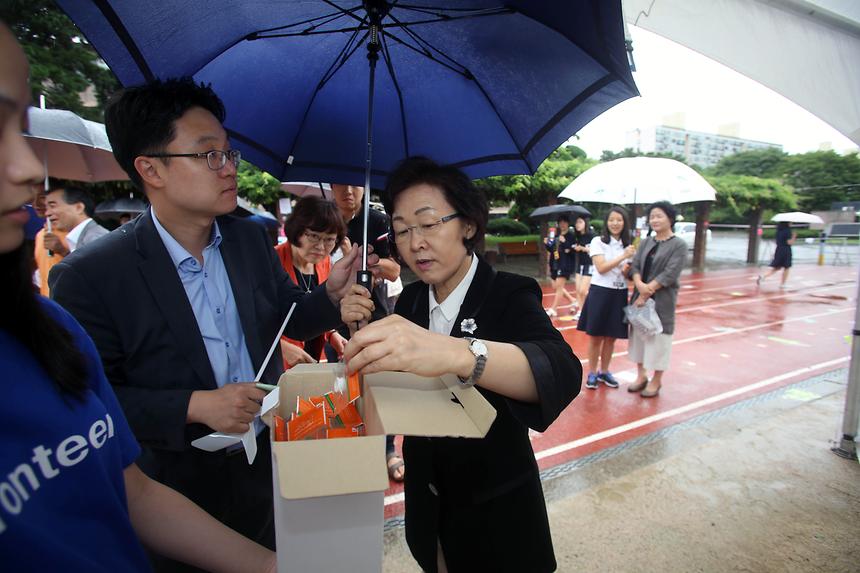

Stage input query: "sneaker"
[
  {"left": 546, "top": 308, "right": 557, "bottom": 317},
  {"left": 585, "top": 372, "right": 599, "bottom": 389},
  {"left": 598, "top": 371, "right": 620, "bottom": 388},
  {"left": 572, "top": 311, "right": 581, "bottom": 321}
]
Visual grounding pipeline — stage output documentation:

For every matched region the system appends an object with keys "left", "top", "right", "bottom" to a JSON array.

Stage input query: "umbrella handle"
[{"left": 354, "top": 270, "right": 373, "bottom": 331}]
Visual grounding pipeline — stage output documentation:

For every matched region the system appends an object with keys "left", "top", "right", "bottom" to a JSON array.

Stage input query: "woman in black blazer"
[{"left": 343, "top": 157, "right": 582, "bottom": 572}]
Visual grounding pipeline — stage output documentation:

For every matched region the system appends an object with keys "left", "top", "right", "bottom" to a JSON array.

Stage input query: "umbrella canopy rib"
[
  {"left": 88, "top": 0, "right": 154, "bottom": 82},
  {"left": 524, "top": 73, "right": 615, "bottom": 157},
  {"left": 280, "top": 24, "right": 370, "bottom": 178},
  {"left": 380, "top": 15, "right": 529, "bottom": 167},
  {"left": 379, "top": 33, "right": 410, "bottom": 159},
  {"left": 249, "top": 5, "right": 361, "bottom": 37}
]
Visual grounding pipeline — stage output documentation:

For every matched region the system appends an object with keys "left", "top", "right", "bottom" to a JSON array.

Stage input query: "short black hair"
[
  {"left": 284, "top": 196, "right": 346, "bottom": 252},
  {"left": 647, "top": 200, "right": 677, "bottom": 226},
  {"left": 601, "top": 205, "right": 631, "bottom": 247},
  {"left": 54, "top": 186, "right": 95, "bottom": 218},
  {"left": 383, "top": 157, "right": 487, "bottom": 259},
  {"left": 558, "top": 214, "right": 570, "bottom": 224},
  {"left": 105, "top": 77, "right": 226, "bottom": 190}
]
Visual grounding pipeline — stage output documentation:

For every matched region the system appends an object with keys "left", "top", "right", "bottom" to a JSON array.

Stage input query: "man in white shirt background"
[{"left": 44, "top": 186, "right": 109, "bottom": 254}]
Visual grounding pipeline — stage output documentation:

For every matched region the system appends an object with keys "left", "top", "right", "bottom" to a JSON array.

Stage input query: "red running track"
[{"left": 383, "top": 264, "right": 857, "bottom": 518}]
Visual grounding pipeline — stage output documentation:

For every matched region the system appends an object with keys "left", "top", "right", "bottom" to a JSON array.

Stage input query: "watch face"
[{"left": 471, "top": 339, "right": 488, "bottom": 357}]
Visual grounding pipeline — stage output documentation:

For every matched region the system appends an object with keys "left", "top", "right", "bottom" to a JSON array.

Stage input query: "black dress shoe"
[{"left": 628, "top": 378, "right": 648, "bottom": 393}]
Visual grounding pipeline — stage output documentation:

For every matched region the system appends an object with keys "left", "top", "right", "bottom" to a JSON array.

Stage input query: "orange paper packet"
[
  {"left": 287, "top": 405, "right": 327, "bottom": 441},
  {"left": 347, "top": 372, "right": 361, "bottom": 402},
  {"left": 273, "top": 414, "right": 288, "bottom": 441},
  {"left": 338, "top": 403, "right": 362, "bottom": 426},
  {"left": 296, "top": 396, "right": 316, "bottom": 415}
]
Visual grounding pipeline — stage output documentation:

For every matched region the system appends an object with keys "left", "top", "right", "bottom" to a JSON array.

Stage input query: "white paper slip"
[
  {"left": 260, "top": 387, "right": 281, "bottom": 418},
  {"left": 191, "top": 433, "right": 243, "bottom": 452}
]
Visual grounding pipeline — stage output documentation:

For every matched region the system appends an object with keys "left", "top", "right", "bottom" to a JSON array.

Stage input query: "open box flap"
[{"left": 364, "top": 371, "right": 496, "bottom": 438}]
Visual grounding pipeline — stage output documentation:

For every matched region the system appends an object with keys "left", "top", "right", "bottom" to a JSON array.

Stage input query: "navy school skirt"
[{"left": 576, "top": 284, "right": 629, "bottom": 339}]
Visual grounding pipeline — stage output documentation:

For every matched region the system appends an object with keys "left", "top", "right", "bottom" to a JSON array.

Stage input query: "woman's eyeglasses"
[
  {"left": 302, "top": 230, "right": 338, "bottom": 248},
  {"left": 390, "top": 213, "right": 460, "bottom": 244}
]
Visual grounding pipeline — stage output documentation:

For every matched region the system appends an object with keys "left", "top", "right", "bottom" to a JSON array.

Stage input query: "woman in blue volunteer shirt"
[
  {"left": 0, "top": 22, "right": 274, "bottom": 572},
  {"left": 577, "top": 206, "right": 637, "bottom": 390}
]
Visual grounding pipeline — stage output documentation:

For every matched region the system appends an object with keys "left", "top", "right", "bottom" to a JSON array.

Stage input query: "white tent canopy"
[{"left": 623, "top": 0, "right": 860, "bottom": 145}]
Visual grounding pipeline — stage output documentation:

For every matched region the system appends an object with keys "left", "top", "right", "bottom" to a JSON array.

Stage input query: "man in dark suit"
[{"left": 49, "top": 78, "right": 373, "bottom": 572}]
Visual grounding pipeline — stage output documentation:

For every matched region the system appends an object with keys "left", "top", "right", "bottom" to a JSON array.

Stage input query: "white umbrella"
[
  {"left": 771, "top": 212, "right": 824, "bottom": 224},
  {"left": 280, "top": 181, "right": 331, "bottom": 199},
  {"left": 559, "top": 157, "right": 716, "bottom": 205},
  {"left": 25, "top": 107, "right": 128, "bottom": 182}
]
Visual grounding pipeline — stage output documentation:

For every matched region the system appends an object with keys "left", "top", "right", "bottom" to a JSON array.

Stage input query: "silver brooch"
[{"left": 460, "top": 318, "right": 477, "bottom": 334}]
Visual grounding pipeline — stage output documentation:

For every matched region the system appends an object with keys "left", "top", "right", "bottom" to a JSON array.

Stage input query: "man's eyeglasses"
[
  {"left": 390, "top": 213, "right": 460, "bottom": 244},
  {"left": 146, "top": 149, "right": 241, "bottom": 171},
  {"left": 302, "top": 230, "right": 338, "bottom": 248}
]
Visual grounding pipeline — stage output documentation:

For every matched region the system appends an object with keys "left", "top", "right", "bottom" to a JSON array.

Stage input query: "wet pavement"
[
  {"left": 382, "top": 261, "right": 860, "bottom": 571},
  {"left": 383, "top": 368, "right": 860, "bottom": 572}
]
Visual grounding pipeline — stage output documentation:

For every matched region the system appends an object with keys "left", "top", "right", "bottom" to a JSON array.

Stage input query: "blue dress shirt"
[{"left": 151, "top": 209, "right": 256, "bottom": 389}]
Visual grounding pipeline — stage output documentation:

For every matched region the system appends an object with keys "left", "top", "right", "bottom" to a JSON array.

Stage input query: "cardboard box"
[{"left": 267, "top": 363, "right": 496, "bottom": 572}]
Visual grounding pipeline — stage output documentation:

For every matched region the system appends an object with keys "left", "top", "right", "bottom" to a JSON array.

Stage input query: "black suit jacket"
[
  {"left": 398, "top": 256, "right": 582, "bottom": 572},
  {"left": 49, "top": 211, "right": 341, "bottom": 503}
]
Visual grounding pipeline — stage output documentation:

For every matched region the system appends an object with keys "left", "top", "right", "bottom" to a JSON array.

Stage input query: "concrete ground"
[{"left": 382, "top": 368, "right": 860, "bottom": 572}]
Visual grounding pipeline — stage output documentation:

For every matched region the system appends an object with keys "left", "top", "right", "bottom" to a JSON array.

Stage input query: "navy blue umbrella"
[
  {"left": 58, "top": 0, "right": 636, "bottom": 281},
  {"left": 56, "top": 1, "right": 636, "bottom": 187}
]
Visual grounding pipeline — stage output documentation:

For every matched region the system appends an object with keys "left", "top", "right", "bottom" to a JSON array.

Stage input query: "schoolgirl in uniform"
[
  {"left": 571, "top": 215, "right": 594, "bottom": 320},
  {"left": 577, "top": 206, "right": 636, "bottom": 389}
]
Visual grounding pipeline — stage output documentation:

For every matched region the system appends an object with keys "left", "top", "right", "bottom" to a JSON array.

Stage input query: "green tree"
[
  {"left": 709, "top": 147, "right": 788, "bottom": 178},
  {"left": 707, "top": 174, "right": 797, "bottom": 262},
  {"left": 474, "top": 145, "right": 595, "bottom": 225},
  {"left": 237, "top": 162, "right": 282, "bottom": 207},
  {"left": 599, "top": 147, "right": 687, "bottom": 164},
  {"left": 781, "top": 151, "right": 860, "bottom": 211},
  {"left": 2, "top": 0, "right": 119, "bottom": 122}
]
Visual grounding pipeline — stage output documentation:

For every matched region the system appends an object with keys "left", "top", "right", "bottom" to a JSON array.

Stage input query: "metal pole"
[
  {"left": 832, "top": 262, "right": 860, "bottom": 460},
  {"left": 361, "top": 31, "right": 378, "bottom": 274},
  {"left": 817, "top": 231, "right": 826, "bottom": 266}
]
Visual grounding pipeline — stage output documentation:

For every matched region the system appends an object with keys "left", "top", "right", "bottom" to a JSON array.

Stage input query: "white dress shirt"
[
  {"left": 428, "top": 254, "right": 479, "bottom": 335},
  {"left": 64, "top": 218, "right": 92, "bottom": 252}
]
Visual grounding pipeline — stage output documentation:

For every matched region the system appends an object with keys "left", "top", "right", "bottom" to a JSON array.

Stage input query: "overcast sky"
[{"left": 573, "top": 26, "right": 859, "bottom": 159}]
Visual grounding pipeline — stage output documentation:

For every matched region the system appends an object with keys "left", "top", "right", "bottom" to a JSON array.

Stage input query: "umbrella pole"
[{"left": 356, "top": 8, "right": 384, "bottom": 309}]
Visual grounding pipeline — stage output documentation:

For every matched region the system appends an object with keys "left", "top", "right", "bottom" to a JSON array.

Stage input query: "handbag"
[{"left": 624, "top": 298, "right": 663, "bottom": 336}]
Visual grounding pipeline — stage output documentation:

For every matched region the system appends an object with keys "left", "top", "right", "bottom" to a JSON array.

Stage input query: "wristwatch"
[{"left": 458, "top": 337, "right": 488, "bottom": 388}]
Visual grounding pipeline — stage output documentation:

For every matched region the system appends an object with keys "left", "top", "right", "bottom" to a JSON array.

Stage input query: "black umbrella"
[
  {"left": 95, "top": 197, "right": 148, "bottom": 219},
  {"left": 529, "top": 204, "right": 591, "bottom": 219}
]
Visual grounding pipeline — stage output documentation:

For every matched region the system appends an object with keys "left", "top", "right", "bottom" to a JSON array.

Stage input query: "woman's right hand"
[
  {"left": 623, "top": 244, "right": 637, "bottom": 258},
  {"left": 343, "top": 315, "right": 473, "bottom": 379}
]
